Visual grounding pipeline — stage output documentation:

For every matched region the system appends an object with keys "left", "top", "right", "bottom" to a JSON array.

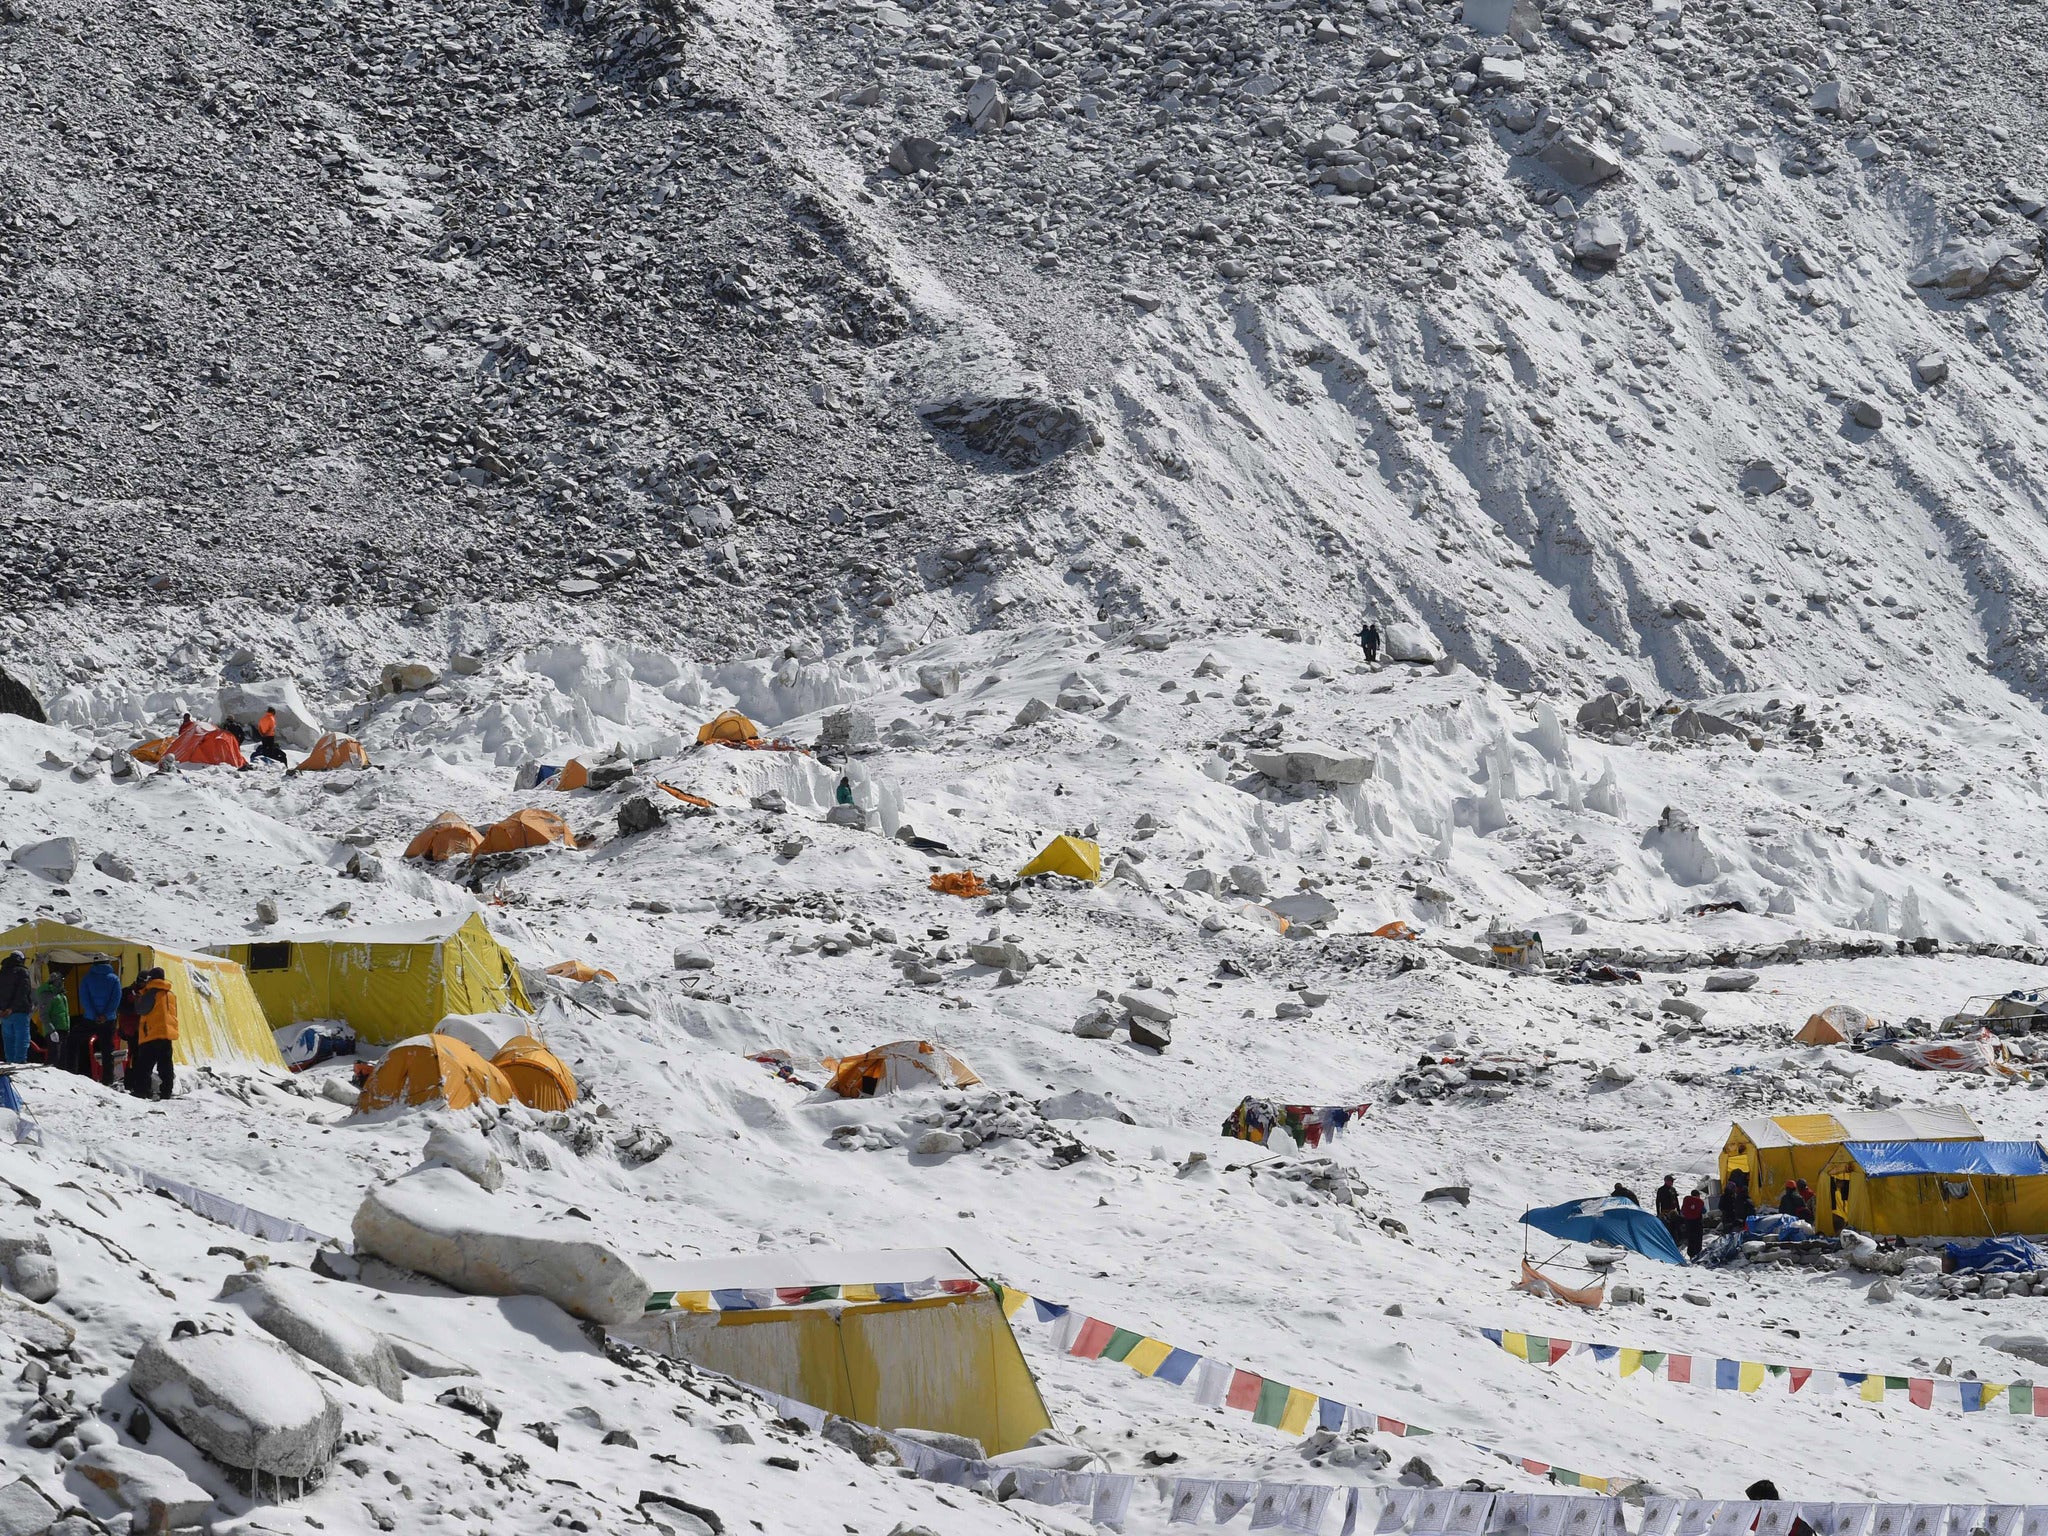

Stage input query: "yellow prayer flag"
[
  {"left": 1619, "top": 1348, "right": 1643, "bottom": 1378},
  {"left": 1503, "top": 1331, "right": 1530, "bottom": 1361},
  {"left": 1280, "top": 1387, "right": 1317, "bottom": 1436},
  {"left": 843, "top": 1284, "right": 880, "bottom": 1303},
  {"left": 1579, "top": 1475, "right": 1609, "bottom": 1493},
  {"left": 1000, "top": 1287, "right": 1029, "bottom": 1320},
  {"left": 671, "top": 1291, "right": 714, "bottom": 1313},
  {"left": 1126, "top": 1338, "right": 1175, "bottom": 1377},
  {"left": 1738, "top": 1361, "right": 1767, "bottom": 1393},
  {"left": 1861, "top": 1376, "right": 1886, "bottom": 1402}
]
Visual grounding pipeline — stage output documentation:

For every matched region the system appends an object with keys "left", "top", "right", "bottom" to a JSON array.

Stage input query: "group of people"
[
  {"left": 1615, "top": 1168, "right": 1818, "bottom": 1263},
  {"left": 0, "top": 951, "right": 180, "bottom": 1099}
]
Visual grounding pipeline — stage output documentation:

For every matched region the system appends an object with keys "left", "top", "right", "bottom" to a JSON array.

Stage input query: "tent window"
[{"left": 247, "top": 942, "right": 293, "bottom": 972}]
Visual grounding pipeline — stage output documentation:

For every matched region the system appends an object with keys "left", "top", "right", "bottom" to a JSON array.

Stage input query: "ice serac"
[
  {"left": 351, "top": 1166, "right": 650, "bottom": 1325},
  {"left": 128, "top": 1329, "right": 343, "bottom": 1481}
]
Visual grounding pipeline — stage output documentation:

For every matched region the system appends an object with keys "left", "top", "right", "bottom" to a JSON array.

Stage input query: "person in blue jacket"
[
  {"left": 0, "top": 952, "right": 30, "bottom": 1064},
  {"left": 73, "top": 957, "right": 123, "bottom": 1082}
]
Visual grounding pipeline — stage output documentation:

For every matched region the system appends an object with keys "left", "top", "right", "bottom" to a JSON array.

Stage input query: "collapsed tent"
[
  {"left": 1220, "top": 1097, "right": 1370, "bottom": 1150},
  {"left": 1817, "top": 1141, "right": 2048, "bottom": 1239},
  {"left": 1513, "top": 1261, "right": 1605, "bottom": 1310},
  {"left": 1795, "top": 1003, "right": 1877, "bottom": 1046},
  {"left": 546, "top": 960, "right": 616, "bottom": 983},
  {"left": 492, "top": 1035, "right": 578, "bottom": 1111},
  {"left": 1719, "top": 1108, "right": 1982, "bottom": 1197},
  {"left": 1521, "top": 1195, "right": 1688, "bottom": 1265},
  {"left": 129, "top": 736, "right": 175, "bottom": 764},
  {"left": 403, "top": 813, "right": 484, "bottom": 863},
  {"left": 274, "top": 1021, "right": 357, "bottom": 1072},
  {"left": 625, "top": 1248, "right": 1052, "bottom": 1455},
  {"left": 824, "top": 1040, "right": 980, "bottom": 1098},
  {"left": 212, "top": 912, "right": 532, "bottom": 1045},
  {"left": 1017, "top": 835, "right": 1101, "bottom": 883},
  {"left": 475, "top": 809, "right": 576, "bottom": 856},
  {"left": 1371, "top": 921, "right": 1420, "bottom": 941},
  {"left": 162, "top": 721, "right": 247, "bottom": 768},
  {"left": 929, "top": 871, "right": 990, "bottom": 899},
  {"left": 0, "top": 920, "right": 286, "bottom": 1072},
  {"left": 299, "top": 733, "right": 370, "bottom": 772},
  {"left": 353, "top": 1034, "right": 513, "bottom": 1114},
  {"left": 1878, "top": 1035, "right": 2021, "bottom": 1076},
  {"left": 1944, "top": 1236, "right": 2048, "bottom": 1275},
  {"left": 697, "top": 709, "right": 762, "bottom": 746}
]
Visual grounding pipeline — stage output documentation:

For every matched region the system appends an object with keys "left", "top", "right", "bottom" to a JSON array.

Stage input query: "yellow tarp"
[
  {"left": 0, "top": 920, "right": 284, "bottom": 1072},
  {"left": 639, "top": 1291, "right": 1050, "bottom": 1454},
  {"left": 213, "top": 912, "right": 532, "bottom": 1046},
  {"left": 1016, "top": 834, "right": 1101, "bottom": 882}
]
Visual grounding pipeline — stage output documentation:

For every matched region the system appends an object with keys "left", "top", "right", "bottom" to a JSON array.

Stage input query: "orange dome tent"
[
  {"left": 1372, "top": 920, "right": 1421, "bottom": 941},
  {"left": 546, "top": 960, "right": 616, "bottom": 984},
  {"left": 697, "top": 709, "right": 761, "bottom": 747},
  {"left": 164, "top": 722, "right": 247, "bottom": 768},
  {"left": 823, "top": 1040, "right": 980, "bottom": 1099},
  {"left": 493, "top": 1035, "right": 579, "bottom": 1111},
  {"left": 404, "top": 813, "right": 485, "bottom": 862},
  {"left": 550, "top": 760, "right": 591, "bottom": 791},
  {"left": 475, "top": 809, "right": 576, "bottom": 856},
  {"left": 300, "top": 733, "right": 370, "bottom": 771},
  {"left": 353, "top": 1035, "right": 513, "bottom": 1114}
]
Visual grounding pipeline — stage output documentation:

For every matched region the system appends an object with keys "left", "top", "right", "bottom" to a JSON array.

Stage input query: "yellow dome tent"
[
  {"left": 476, "top": 808, "right": 576, "bottom": 856},
  {"left": 403, "top": 813, "right": 484, "bottom": 863},
  {"left": 823, "top": 1040, "right": 980, "bottom": 1098},
  {"left": 493, "top": 1035, "right": 579, "bottom": 1111},
  {"left": 1016, "top": 834, "right": 1101, "bottom": 882},
  {"left": 550, "top": 760, "right": 591, "bottom": 791},
  {"left": 354, "top": 1035, "right": 513, "bottom": 1114},
  {"left": 697, "top": 709, "right": 762, "bottom": 746},
  {"left": 299, "top": 733, "right": 370, "bottom": 772}
]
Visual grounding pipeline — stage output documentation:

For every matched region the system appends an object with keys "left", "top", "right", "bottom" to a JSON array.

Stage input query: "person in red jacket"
[{"left": 1680, "top": 1188, "right": 1708, "bottom": 1261}]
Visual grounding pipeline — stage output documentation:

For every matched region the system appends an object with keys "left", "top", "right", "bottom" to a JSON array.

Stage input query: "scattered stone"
[
  {"left": 1012, "top": 698, "right": 1054, "bottom": 728},
  {"left": 1846, "top": 398, "right": 1884, "bottom": 430},
  {"left": 673, "top": 949, "right": 715, "bottom": 972},
  {"left": 9, "top": 1252, "right": 58, "bottom": 1303},
  {"left": 969, "top": 939, "right": 1032, "bottom": 973},
  {"left": 618, "top": 795, "right": 671, "bottom": 836},
  {"left": 0, "top": 667, "right": 47, "bottom": 724},
  {"left": 915, "top": 665, "right": 961, "bottom": 698},
  {"left": 1268, "top": 891, "right": 1339, "bottom": 928},
  {"left": 1422, "top": 1185, "right": 1470, "bottom": 1205},
  {"left": 1119, "top": 988, "right": 1177, "bottom": 1023},
  {"left": 1571, "top": 213, "right": 1628, "bottom": 268},
  {"left": 1909, "top": 238, "right": 2044, "bottom": 300},
  {"left": 1072, "top": 1009, "right": 1118, "bottom": 1039},
  {"left": 9, "top": 836, "right": 77, "bottom": 884},
  {"left": 71, "top": 1443, "right": 214, "bottom": 1530},
  {"left": 1868, "top": 1278, "right": 1899, "bottom": 1303},
  {"left": 912, "top": 1129, "right": 967, "bottom": 1157},
  {"left": 0, "top": 1477, "right": 61, "bottom": 1536},
  {"left": 1128, "top": 1016, "right": 1172, "bottom": 1051},
  {"left": 1658, "top": 997, "right": 1707, "bottom": 1022},
  {"left": 1039, "top": 1089, "right": 1131, "bottom": 1123},
  {"left": 1914, "top": 354, "right": 1950, "bottom": 385},
  {"left": 1703, "top": 971, "right": 1759, "bottom": 992},
  {"left": 1242, "top": 744, "right": 1373, "bottom": 786},
  {"left": 1610, "top": 1284, "right": 1645, "bottom": 1305},
  {"left": 424, "top": 1123, "right": 506, "bottom": 1192},
  {"left": 1539, "top": 132, "right": 1623, "bottom": 188}
]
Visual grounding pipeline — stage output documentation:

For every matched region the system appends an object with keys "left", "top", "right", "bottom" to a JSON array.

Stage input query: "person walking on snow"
[
  {"left": 1358, "top": 618, "right": 1381, "bottom": 664},
  {"left": 74, "top": 957, "right": 121, "bottom": 1081},
  {"left": 1655, "top": 1175, "right": 1681, "bottom": 1245},
  {"left": 251, "top": 705, "right": 287, "bottom": 764},
  {"left": 32, "top": 974, "right": 68, "bottom": 1066},
  {"left": 131, "top": 967, "right": 178, "bottom": 1101},
  {"left": 1680, "top": 1187, "right": 1708, "bottom": 1261},
  {"left": 0, "top": 952, "right": 31, "bottom": 1064}
]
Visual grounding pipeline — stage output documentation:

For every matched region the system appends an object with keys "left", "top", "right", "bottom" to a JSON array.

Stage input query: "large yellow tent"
[
  {"left": 1017, "top": 834, "right": 1101, "bottom": 882},
  {"left": 1719, "top": 1107, "right": 1982, "bottom": 1197},
  {"left": 627, "top": 1248, "right": 1051, "bottom": 1455},
  {"left": 0, "top": 920, "right": 285, "bottom": 1072},
  {"left": 1815, "top": 1141, "right": 2048, "bottom": 1239},
  {"left": 212, "top": 913, "right": 532, "bottom": 1046},
  {"left": 353, "top": 1034, "right": 513, "bottom": 1115},
  {"left": 475, "top": 809, "right": 576, "bottom": 856}
]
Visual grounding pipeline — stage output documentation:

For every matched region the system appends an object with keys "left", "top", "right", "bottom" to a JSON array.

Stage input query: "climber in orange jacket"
[{"left": 131, "top": 967, "right": 178, "bottom": 1100}]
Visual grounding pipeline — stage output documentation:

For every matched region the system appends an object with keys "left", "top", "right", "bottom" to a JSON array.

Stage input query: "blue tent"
[
  {"left": 1842, "top": 1141, "right": 2048, "bottom": 1178},
  {"left": 1520, "top": 1195, "right": 1688, "bottom": 1265}
]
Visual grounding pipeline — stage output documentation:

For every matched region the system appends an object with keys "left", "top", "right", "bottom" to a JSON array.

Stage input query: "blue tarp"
[
  {"left": 1520, "top": 1195, "right": 1689, "bottom": 1265},
  {"left": 1843, "top": 1141, "right": 2048, "bottom": 1178},
  {"left": 1745, "top": 1212, "right": 1815, "bottom": 1242},
  {"left": 1945, "top": 1236, "right": 2048, "bottom": 1274}
]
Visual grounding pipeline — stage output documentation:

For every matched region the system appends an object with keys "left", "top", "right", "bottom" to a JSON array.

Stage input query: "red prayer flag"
[
  {"left": 1522, "top": 1458, "right": 1551, "bottom": 1475},
  {"left": 1909, "top": 1378, "right": 1933, "bottom": 1409},
  {"left": 1548, "top": 1339, "right": 1573, "bottom": 1364},
  {"left": 1376, "top": 1416, "right": 1406, "bottom": 1436},
  {"left": 2036, "top": 1387, "right": 2048, "bottom": 1418},
  {"left": 1789, "top": 1369, "right": 1812, "bottom": 1393},
  {"left": 1667, "top": 1355, "right": 1692, "bottom": 1384},
  {"left": 1225, "top": 1370, "right": 1264, "bottom": 1412},
  {"left": 1071, "top": 1318, "right": 1116, "bottom": 1360}
]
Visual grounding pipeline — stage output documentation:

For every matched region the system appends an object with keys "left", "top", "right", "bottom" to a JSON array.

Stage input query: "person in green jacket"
[{"left": 32, "top": 976, "right": 69, "bottom": 1065}]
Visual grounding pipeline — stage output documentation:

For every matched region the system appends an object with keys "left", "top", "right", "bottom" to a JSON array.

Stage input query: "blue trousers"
[{"left": 0, "top": 1013, "right": 28, "bottom": 1064}]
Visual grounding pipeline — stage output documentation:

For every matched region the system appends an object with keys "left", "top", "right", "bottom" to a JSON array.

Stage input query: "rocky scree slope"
[{"left": 2, "top": 0, "right": 2048, "bottom": 704}]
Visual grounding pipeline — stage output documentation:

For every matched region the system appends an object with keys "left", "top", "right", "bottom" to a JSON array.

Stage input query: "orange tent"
[
  {"left": 1796, "top": 1003, "right": 1875, "bottom": 1046},
  {"left": 697, "top": 709, "right": 761, "bottom": 747},
  {"left": 546, "top": 960, "right": 616, "bottom": 983},
  {"left": 164, "top": 722, "right": 247, "bottom": 768},
  {"left": 129, "top": 736, "right": 175, "bottom": 764},
  {"left": 353, "top": 1035, "right": 513, "bottom": 1114},
  {"left": 1372, "top": 921, "right": 1420, "bottom": 941},
  {"left": 475, "top": 809, "right": 576, "bottom": 856},
  {"left": 930, "top": 871, "right": 991, "bottom": 899},
  {"left": 300, "top": 733, "right": 370, "bottom": 771},
  {"left": 822, "top": 1040, "right": 980, "bottom": 1098},
  {"left": 493, "top": 1035, "right": 579, "bottom": 1111},
  {"left": 404, "top": 813, "right": 485, "bottom": 862},
  {"left": 550, "top": 760, "right": 591, "bottom": 791}
]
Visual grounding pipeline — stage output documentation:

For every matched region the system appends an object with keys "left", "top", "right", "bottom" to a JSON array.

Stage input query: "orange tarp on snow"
[
  {"left": 657, "top": 783, "right": 715, "bottom": 809},
  {"left": 300, "top": 733, "right": 370, "bottom": 771},
  {"left": 353, "top": 1035, "right": 513, "bottom": 1115},
  {"left": 493, "top": 1035, "right": 579, "bottom": 1111},
  {"left": 404, "top": 813, "right": 484, "bottom": 862},
  {"left": 475, "top": 809, "right": 576, "bottom": 856},
  {"left": 1513, "top": 1260, "right": 1605, "bottom": 1310},
  {"left": 929, "top": 871, "right": 991, "bottom": 899},
  {"left": 546, "top": 960, "right": 617, "bottom": 983},
  {"left": 164, "top": 722, "right": 247, "bottom": 768},
  {"left": 697, "top": 709, "right": 762, "bottom": 746}
]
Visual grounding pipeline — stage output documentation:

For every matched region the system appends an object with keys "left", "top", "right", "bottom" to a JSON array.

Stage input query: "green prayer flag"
[
  {"left": 1526, "top": 1336, "right": 1550, "bottom": 1363},
  {"left": 1253, "top": 1377, "right": 1291, "bottom": 1427},
  {"left": 2012, "top": 1384, "right": 2034, "bottom": 1414},
  {"left": 1552, "top": 1469, "right": 1581, "bottom": 1488},
  {"left": 1103, "top": 1329, "right": 1145, "bottom": 1363},
  {"left": 1885, "top": 1376, "right": 1909, "bottom": 1390},
  {"left": 1641, "top": 1351, "right": 1667, "bottom": 1373}
]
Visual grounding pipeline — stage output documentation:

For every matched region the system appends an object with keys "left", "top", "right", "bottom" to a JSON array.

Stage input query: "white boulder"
[
  {"left": 423, "top": 1122, "right": 506, "bottom": 1192},
  {"left": 9, "top": 837, "right": 78, "bottom": 884},
  {"left": 1119, "top": 989, "right": 1178, "bottom": 1023},
  {"left": 129, "top": 1329, "right": 343, "bottom": 1480},
  {"left": 1242, "top": 743, "right": 1374, "bottom": 786},
  {"left": 1039, "top": 1090, "right": 1132, "bottom": 1123},
  {"left": 71, "top": 1444, "right": 214, "bottom": 1530},
  {"left": 352, "top": 1166, "right": 649, "bottom": 1325},
  {"left": 217, "top": 678, "right": 323, "bottom": 750},
  {"left": 220, "top": 1269, "right": 405, "bottom": 1401},
  {"left": 1381, "top": 623, "right": 1441, "bottom": 663}
]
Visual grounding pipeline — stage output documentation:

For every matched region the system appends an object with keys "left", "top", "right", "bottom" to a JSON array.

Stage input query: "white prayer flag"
[
  {"left": 1830, "top": 1506, "right": 1875, "bottom": 1536},
  {"left": 1710, "top": 1506, "right": 1761, "bottom": 1536},
  {"left": 1908, "top": 1506, "right": 1946, "bottom": 1536},
  {"left": 1527, "top": 1495, "right": 1575, "bottom": 1536},
  {"left": 1414, "top": 1492, "right": 1456, "bottom": 1535},
  {"left": 2020, "top": 1511, "right": 2048, "bottom": 1536},
  {"left": 1870, "top": 1505, "right": 1911, "bottom": 1536},
  {"left": 1376, "top": 1488, "right": 1421, "bottom": 1534},
  {"left": 1487, "top": 1495, "right": 1533, "bottom": 1535},
  {"left": 1195, "top": 1357, "right": 1235, "bottom": 1410},
  {"left": 1340, "top": 1489, "right": 1363, "bottom": 1536},
  {"left": 1944, "top": 1509, "right": 1988, "bottom": 1536},
  {"left": 1092, "top": 1474, "right": 1135, "bottom": 1531},
  {"left": 1446, "top": 1493, "right": 1496, "bottom": 1536},
  {"left": 1215, "top": 1479, "right": 1258, "bottom": 1524},
  {"left": 1756, "top": 1507, "right": 1798, "bottom": 1536},
  {"left": 1252, "top": 1483, "right": 1293, "bottom": 1531},
  {"left": 1287, "top": 1487, "right": 1337, "bottom": 1535},
  {"left": 1170, "top": 1480, "right": 1215, "bottom": 1525},
  {"left": 1049, "top": 1311, "right": 1085, "bottom": 1355},
  {"left": 1676, "top": 1501, "right": 1719, "bottom": 1536},
  {"left": 1984, "top": 1507, "right": 2025, "bottom": 1536}
]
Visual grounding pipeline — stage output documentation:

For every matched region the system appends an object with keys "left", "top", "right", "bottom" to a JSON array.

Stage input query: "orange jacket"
[
  {"left": 257, "top": 710, "right": 277, "bottom": 738},
  {"left": 135, "top": 978, "right": 179, "bottom": 1044}
]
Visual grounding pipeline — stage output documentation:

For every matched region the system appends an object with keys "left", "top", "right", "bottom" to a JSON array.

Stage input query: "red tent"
[{"left": 164, "top": 722, "right": 247, "bottom": 768}]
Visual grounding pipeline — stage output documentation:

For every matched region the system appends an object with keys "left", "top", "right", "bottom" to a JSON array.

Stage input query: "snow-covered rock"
[
  {"left": 423, "top": 1122, "right": 507, "bottom": 1192},
  {"left": 220, "top": 1268, "right": 406, "bottom": 1401},
  {"left": 70, "top": 1443, "right": 214, "bottom": 1530},
  {"left": 129, "top": 1328, "right": 343, "bottom": 1480}
]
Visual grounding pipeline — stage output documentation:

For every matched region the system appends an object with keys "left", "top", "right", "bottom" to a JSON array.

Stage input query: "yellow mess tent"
[
  {"left": 354, "top": 1034, "right": 513, "bottom": 1115},
  {"left": 823, "top": 1040, "right": 980, "bottom": 1098},
  {"left": 627, "top": 1249, "right": 1052, "bottom": 1455},
  {"left": 212, "top": 913, "right": 532, "bottom": 1046},
  {"left": 299, "top": 733, "right": 370, "bottom": 772},
  {"left": 404, "top": 813, "right": 484, "bottom": 863},
  {"left": 0, "top": 920, "right": 284, "bottom": 1072},
  {"left": 1816, "top": 1141, "right": 2048, "bottom": 1239},
  {"left": 493, "top": 1035, "right": 579, "bottom": 1111},
  {"left": 697, "top": 709, "right": 762, "bottom": 746},
  {"left": 1719, "top": 1107, "right": 1982, "bottom": 1197},
  {"left": 1016, "top": 834, "right": 1101, "bottom": 882}
]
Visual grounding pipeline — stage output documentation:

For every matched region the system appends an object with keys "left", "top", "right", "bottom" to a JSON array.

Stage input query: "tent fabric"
[
  {"left": 823, "top": 1041, "right": 980, "bottom": 1098},
  {"left": 551, "top": 760, "right": 591, "bottom": 791},
  {"left": 1798, "top": 1003, "right": 1876, "bottom": 1043},
  {"left": 404, "top": 813, "right": 484, "bottom": 863},
  {"left": 546, "top": 960, "right": 617, "bottom": 983},
  {"left": 929, "top": 871, "right": 990, "bottom": 899},
  {"left": 129, "top": 736, "right": 175, "bottom": 764},
  {"left": 697, "top": 709, "right": 762, "bottom": 746},
  {"left": 1840, "top": 1141, "right": 2048, "bottom": 1178},
  {"left": 622, "top": 1247, "right": 1050, "bottom": 1455},
  {"left": 657, "top": 783, "right": 715, "bottom": 809},
  {"left": 475, "top": 809, "right": 575, "bottom": 856},
  {"left": 164, "top": 722, "right": 247, "bottom": 768},
  {"left": 1371, "top": 921, "right": 1420, "bottom": 940},
  {"left": 354, "top": 1035, "right": 513, "bottom": 1114},
  {"left": 1513, "top": 1260, "right": 1606, "bottom": 1309},
  {"left": 300, "top": 733, "right": 369, "bottom": 771},
  {"left": 1016, "top": 835, "right": 1101, "bottom": 883},
  {"left": 1794, "top": 1015, "right": 1849, "bottom": 1046},
  {"left": 1944, "top": 1236, "right": 2048, "bottom": 1274},
  {"left": 492, "top": 1035, "right": 578, "bottom": 1111},
  {"left": 435, "top": 1011, "right": 534, "bottom": 1061},
  {"left": 1720, "top": 1108, "right": 1982, "bottom": 1196},
  {"left": 214, "top": 912, "right": 532, "bottom": 1046},
  {"left": 0, "top": 920, "right": 285, "bottom": 1073},
  {"left": 1520, "top": 1195, "right": 1689, "bottom": 1265}
]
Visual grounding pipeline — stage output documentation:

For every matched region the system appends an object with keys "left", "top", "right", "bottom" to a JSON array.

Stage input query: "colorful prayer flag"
[
  {"left": 1619, "top": 1349, "right": 1643, "bottom": 1378},
  {"left": 1861, "top": 1376, "right": 1887, "bottom": 1403},
  {"left": 1962, "top": 1381, "right": 1987, "bottom": 1413},
  {"left": 1125, "top": 1338, "right": 1174, "bottom": 1376},
  {"left": 1503, "top": 1331, "right": 1530, "bottom": 1361},
  {"left": 1252, "top": 1378, "right": 1291, "bottom": 1428},
  {"left": 1317, "top": 1399, "right": 1346, "bottom": 1433},
  {"left": 1908, "top": 1378, "right": 1933, "bottom": 1409},
  {"left": 1715, "top": 1359, "right": 1740, "bottom": 1391},
  {"left": 999, "top": 1286, "right": 1028, "bottom": 1320},
  {"left": 1667, "top": 1354, "right": 1691, "bottom": 1384},
  {"left": 1227, "top": 1369, "right": 1265, "bottom": 1412},
  {"left": 1738, "top": 1361, "right": 1767, "bottom": 1394},
  {"left": 1156, "top": 1348, "right": 1201, "bottom": 1386},
  {"left": 1789, "top": 1369, "right": 1812, "bottom": 1393},
  {"left": 843, "top": 1283, "right": 879, "bottom": 1303},
  {"left": 1033, "top": 1298, "right": 1068, "bottom": 1323},
  {"left": 1102, "top": 1328, "right": 1145, "bottom": 1363},
  {"left": 1071, "top": 1318, "right": 1116, "bottom": 1360},
  {"left": 1279, "top": 1387, "right": 1317, "bottom": 1436},
  {"left": 1547, "top": 1339, "right": 1573, "bottom": 1365}
]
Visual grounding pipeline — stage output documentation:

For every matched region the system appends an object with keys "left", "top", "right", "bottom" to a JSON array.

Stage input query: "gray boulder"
[
  {"left": 887, "top": 136, "right": 942, "bottom": 175},
  {"left": 1740, "top": 458, "right": 1787, "bottom": 495},
  {"left": 221, "top": 1269, "right": 405, "bottom": 1401},
  {"left": 1242, "top": 743, "right": 1373, "bottom": 786},
  {"left": 0, "top": 666, "right": 47, "bottom": 724},
  {"left": 9, "top": 837, "right": 78, "bottom": 884},
  {"left": 918, "top": 391, "right": 1097, "bottom": 471},
  {"left": 1119, "top": 989, "right": 1177, "bottom": 1023},
  {"left": 968, "top": 940, "right": 1032, "bottom": 973},
  {"left": 1268, "top": 891, "right": 1340, "bottom": 928},
  {"left": 1846, "top": 398, "right": 1884, "bottom": 430},
  {"left": 1984, "top": 1333, "right": 2048, "bottom": 1368},
  {"left": 915, "top": 665, "right": 961, "bottom": 698},
  {"left": 71, "top": 1443, "right": 214, "bottom": 1530},
  {"left": 8, "top": 1252, "right": 58, "bottom": 1304},
  {"left": 1909, "top": 238, "right": 2043, "bottom": 300},
  {"left": 1704, "top": 970, "right": 1759, "bottom": 992},
  {"left": 1539, "top": 132, "right": 1623, "bottom": 187},
  {"left": 1572, "top": 213, "right": 1627, "bottom": 267},
  {"left": 1659, "top": 996, "right": 1707, "bottom": 1022},
  {"left": 0, "top": 1476, "right": 61, "bottom": 1536},
  {"left": 129, "top": 1329, "right": 343, "bottom": 1480},
  {"left": 352, "top": 1167, "right": 649, "bottom": 1325}
]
